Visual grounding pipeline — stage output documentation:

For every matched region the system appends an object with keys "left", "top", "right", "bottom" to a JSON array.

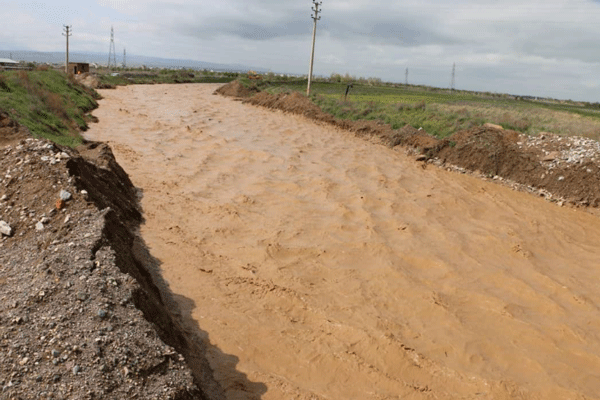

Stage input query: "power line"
[
  {"left": 108, "top": 26, "right": 117, "bottom": 69},
  {"left": 306, "top": 0, "right": 322, "bottom": 97},
  {"left": 405, "top": 67, "right": 408, "bottom": 85},
  {"left": 63, "top": 25, "right": 72, "bottom": 75},
  {"left": 123, "top": 48, "right": 126, "bottom": 68}
]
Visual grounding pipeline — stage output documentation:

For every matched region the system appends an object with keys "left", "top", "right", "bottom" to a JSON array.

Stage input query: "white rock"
[
  {"left": 0, "top": 220, "right": 12, "bottom": 236},
  {"left": 36, "top": 221, "right": 44, "bottom": 231},
  {"left": 60, "top": 190, "right": 72, "bottom": 201}
]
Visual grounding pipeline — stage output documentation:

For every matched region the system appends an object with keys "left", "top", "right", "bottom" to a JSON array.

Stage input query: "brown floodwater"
[{"left": 86, "top": 83, "right": 600, "bottom": 400}]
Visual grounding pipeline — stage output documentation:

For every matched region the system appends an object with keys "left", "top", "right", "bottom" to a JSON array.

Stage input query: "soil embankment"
[
  {"left": 0, "top": 120, "right": 220, "bottom": 398},
  {"left": 85, "top": 83, "right": 600, "bottom": 399}
]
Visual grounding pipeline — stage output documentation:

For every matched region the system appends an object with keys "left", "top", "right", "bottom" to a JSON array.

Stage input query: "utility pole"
[
  {"left": 123, "top": 48, "right": 126, "bottom": 68},
  {"left": 63, "top": 25, "right": 72, "bottom": 75},
  {"left": 108, "top": 26, "right": 117, "bottom": 69},
  {"left": 405, "top": 68, "right": 408, "bottom": 85},
  {"left": 306, "top": 0, "right": 322, "bottom": 97},
  {"left": 450, "top": 62, "right": 456, "bottom": 93}
]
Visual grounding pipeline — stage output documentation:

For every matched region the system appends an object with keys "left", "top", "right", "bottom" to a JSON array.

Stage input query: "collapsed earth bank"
[{"left": 0, "top": 112, "right": 221, "bottom": 399}]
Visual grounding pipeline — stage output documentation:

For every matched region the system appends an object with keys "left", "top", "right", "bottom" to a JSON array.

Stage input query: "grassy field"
[
  {"left": 252, "top": 79, "right": 600, "bottom": 140},
  {"left": 97, "top": 68, "right": 238, "bottom": 87},
  {"left": 0, "top": 69, "right": 99, "bottom": 147}
]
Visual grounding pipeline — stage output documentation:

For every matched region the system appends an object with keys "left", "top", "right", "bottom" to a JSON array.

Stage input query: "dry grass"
[{"left": 434, "top": 103, "right": 600, "bottom": 140}]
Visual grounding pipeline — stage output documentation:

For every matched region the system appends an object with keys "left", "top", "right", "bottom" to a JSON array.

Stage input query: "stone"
[
  {"left": 542, "top": 151, "right": 561, "bottom": 162},
  {"left": 0, "top": 220, "right": 12, "bottom": 236},
  {"left": 59, "top": 190, "right": 72, "bottom": 201},
  {"left": 35, "top": 221, "right": 44, "bottom": 231}
]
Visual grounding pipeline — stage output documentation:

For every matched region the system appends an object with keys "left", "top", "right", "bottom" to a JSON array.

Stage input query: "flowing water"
[{"left": 86, "top": 84, "right": 600, "bottom": 400}]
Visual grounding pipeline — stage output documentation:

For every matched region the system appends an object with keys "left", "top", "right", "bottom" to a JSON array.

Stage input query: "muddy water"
[{"left": 86, "top": 84, "right": 600, "bottom": 400}]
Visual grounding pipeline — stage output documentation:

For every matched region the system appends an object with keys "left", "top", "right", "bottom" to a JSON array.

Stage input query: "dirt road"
[{"left": 86, "top": 84, "right": 600, "bottom": 400}]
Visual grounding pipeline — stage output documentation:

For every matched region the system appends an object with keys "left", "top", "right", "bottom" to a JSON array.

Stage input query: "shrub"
[{"left": 0, "top": 74, "right": 10, "bottom": 92}]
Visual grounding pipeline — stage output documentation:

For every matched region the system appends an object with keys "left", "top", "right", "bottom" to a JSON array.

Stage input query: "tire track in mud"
[{"left": 87, "top": 83, "right": 600, "bottom": 400}]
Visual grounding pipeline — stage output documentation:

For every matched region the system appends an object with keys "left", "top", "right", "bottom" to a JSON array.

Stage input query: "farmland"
[{"left": 253, "top": 79, "right": 600, "bottom": 139}]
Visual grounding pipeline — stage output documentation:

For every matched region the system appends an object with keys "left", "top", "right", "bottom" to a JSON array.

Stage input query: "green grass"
[
  {"left": 0, "top": 69, "right": 99, "bottom": 147},
  {"left": 97, "top": 68, "right": 239, "bottom": 87},
  {"left": 251, "top": 79, "right": 600, "bottom": 140}
]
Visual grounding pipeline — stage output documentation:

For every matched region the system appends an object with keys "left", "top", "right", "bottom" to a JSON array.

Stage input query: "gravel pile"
[{"left": 524, "top": 133, "right": 600, "bottom": 169}]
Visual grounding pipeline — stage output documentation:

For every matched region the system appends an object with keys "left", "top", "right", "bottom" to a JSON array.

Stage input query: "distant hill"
[{"left": 0, "top": 50, "right": 264, "bottom": 72}]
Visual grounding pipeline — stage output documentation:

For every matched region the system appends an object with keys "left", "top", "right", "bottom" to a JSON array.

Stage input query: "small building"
[
  {"left": 68, "top": 62, "right": 90, "bottom": 74},
  {"left": 0, "top": 58, "right": 19, "bottom": 67}
]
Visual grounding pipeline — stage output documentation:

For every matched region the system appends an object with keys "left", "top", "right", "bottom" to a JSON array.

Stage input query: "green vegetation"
[
  {"left": 97, "top": 68, "right": 239, "bottom": 87},
  {"left": 247, "top": 77, "right": 600, "bottom": 140},
  {"left": 0, "top": 70, "right": 99, "bottom": 147}
]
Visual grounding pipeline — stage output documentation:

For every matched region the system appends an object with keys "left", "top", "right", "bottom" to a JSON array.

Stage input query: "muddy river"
[{"left": 86, "top": 84, "right": 600, "bottom": 400}]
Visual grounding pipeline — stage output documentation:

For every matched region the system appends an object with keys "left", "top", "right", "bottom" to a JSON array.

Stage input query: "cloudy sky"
[{"left": 3, "top": 0, "right": 600, "bottom": 101}]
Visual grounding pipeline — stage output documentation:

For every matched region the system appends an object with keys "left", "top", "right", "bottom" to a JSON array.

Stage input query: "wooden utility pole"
[
  {"left": 306, "top": 1, "right": 322, "bottom": 97},
  {"left": 63, "top": 25, "right": 72, "bottom": 75},
  {"left": 450, "top": 62, "right": 456, "bottom": 93}
]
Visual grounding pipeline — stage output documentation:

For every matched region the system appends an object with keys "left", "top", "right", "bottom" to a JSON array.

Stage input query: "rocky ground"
[{"left": 0, "top": 112, "right": 217, "bottom": 399}]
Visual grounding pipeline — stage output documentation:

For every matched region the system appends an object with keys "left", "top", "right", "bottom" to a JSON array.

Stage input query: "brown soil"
[
  {"left": 75, "top": 73, "right": 101, "bottom": 90},
  {"left": 213, "top": 81, "right": 258, "bottom": 98},
  {"left": 229, "top": 82, "right": 600, "bottom": 208},
  {"left": 86, "top": 83, "right": 600, "bottom": 400},
  {"left": 0, "top": 110, "right": 30, "bottom": 147}
]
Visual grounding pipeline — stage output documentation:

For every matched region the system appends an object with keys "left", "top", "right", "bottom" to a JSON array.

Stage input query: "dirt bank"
[
  {"left": 0, "top": 122, "right": 221, "bottom": 398},
  {"left": 237, "top": 86, "right": 600, "bottom": 207},
  {"left": 86, "top": 83, "right": 600, "bottom": 399}
]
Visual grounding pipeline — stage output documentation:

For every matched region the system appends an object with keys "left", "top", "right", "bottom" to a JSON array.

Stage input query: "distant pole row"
[{"left": 306, "top": 0, "right": 322, "bottom": 97}]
